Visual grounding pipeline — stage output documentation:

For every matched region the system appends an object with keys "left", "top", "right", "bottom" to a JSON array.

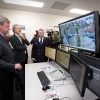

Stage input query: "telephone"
[{"left": 51, "top": 68, "right": 66, "bottom": 81}]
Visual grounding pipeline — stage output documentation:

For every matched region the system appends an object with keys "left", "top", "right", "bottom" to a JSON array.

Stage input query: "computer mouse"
[
  {"left": 42, "top": 85, "right": 50, "bottom": 91},
  {"left": 53, "top": 98, "right": 59, "bottom": 100}
]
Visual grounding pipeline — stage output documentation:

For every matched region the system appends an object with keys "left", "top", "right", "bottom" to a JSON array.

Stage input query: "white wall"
[{"left": 0, "top": 8, "right": 73, "bottom": 63}]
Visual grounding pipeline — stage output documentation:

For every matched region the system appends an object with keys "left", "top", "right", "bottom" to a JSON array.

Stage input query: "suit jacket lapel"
[
  {"left": 43, "top": 37, "right": 46, "bottom": 44},
  {"left": 14, "top": 34, "right": 23, "bottom": 44},
  {"left": 0, "top": 34, "right": 11, "bottom": 49},
  {"left": 37, "top": 38, "right": 40, "bottom": 45},
  {"left": 0, "top": 34, "right": 13, "bottom": 53}
]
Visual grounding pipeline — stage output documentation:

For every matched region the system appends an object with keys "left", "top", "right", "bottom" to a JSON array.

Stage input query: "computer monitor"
[
  {"left": 59, "top": 10, "right": 100, "bottom": 53},
  {"left": 69, "top": 52, "right": 89, "bottom": 97},
  {"left": 82, "top": 54, "right": 100, "bottom": 98},
  {"left": 55, "top": 49, "right": 70, "bottom": 71},
  {"left": 87, "top": 66, "right": 100, "bottom": 98},
  {"left": 45, "top": 47, "right": 56, "bottom": 60}
]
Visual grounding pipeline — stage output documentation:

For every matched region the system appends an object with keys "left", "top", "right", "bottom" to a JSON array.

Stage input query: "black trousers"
[
  {"left": 18, "top": 63, "right": 25, "bottom": 87},
  {"left": 15, "top": 61, "right": 25, "bottom": 100},
  {"left": 0, "top": 79, "right": 14, "bottom": 100}
]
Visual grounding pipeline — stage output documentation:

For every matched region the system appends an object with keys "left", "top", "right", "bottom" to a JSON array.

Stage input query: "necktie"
[
  {"left": 18, "top": 36, "right": 22, "bottom": 43},
  {"left": 40, "top": 38, "right": 42, "bottom": 45}
]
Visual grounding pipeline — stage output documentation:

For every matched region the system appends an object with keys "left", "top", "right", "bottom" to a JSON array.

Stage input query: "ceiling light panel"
[
  {"left": 3, "top": 0, "right": 44, "bottom": 8},
  {"left": 69, "top": 8, "right": 91, "bottom": 15}
]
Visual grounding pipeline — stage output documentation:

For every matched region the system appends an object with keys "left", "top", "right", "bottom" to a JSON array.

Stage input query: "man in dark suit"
[
  {"left": 31, "top": 29, "right": 60, "bottom": 63},
  {"left": 0, "top": 15, "right": 22, "bottom": 100},
  {"left": 10, "top": 24, "right": 29, "bottom": 100},
  {"left": 10, "top": 24, "right": 29, "bottom": 66}
]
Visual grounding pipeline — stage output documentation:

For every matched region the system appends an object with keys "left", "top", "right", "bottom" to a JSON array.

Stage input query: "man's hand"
[
  {"left": 15, "top": 63, "right": 22, "bottom": 70},
  {"left": 25, "top": 44, "right": 28, "bottom": 48},
  {"left": 32, "top": 58, "right": 36, "bottom": 61},
  {"left": 19, "top": 33, "right": 25, "bottom": 40}
]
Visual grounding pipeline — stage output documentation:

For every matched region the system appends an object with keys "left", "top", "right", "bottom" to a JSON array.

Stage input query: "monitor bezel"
[
  {"left": 82, "top": 54, "right": 100, "bottom": 98},
  {"left": 55, "top": 49, "right": 70, "bottom": 72},
  {"left": 87, "top": 67, "right": 100, "bottom": 98},
  {"left": 69, "top": 52, "right": 89, "bottom": 97},
  {"left": 59, "top": 10, "right": 100, "bottom": 53}
]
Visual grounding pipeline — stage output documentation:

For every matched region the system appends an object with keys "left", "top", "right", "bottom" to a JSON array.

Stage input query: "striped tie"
[{"left": 18, "top": 36, "right": 22, "bottom": 43}]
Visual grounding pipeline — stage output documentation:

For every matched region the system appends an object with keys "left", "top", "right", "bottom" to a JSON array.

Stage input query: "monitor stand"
[{"left": 78, "top": 50, "right": 85, "bottom": 59}]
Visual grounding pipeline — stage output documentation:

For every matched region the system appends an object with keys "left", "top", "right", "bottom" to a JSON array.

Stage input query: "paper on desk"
[
  {"left": 44, "top": 86, "right": 60, "bottom": 100},
  {"left": 41, "top": 66, "right": 56, "bottom": 73}
]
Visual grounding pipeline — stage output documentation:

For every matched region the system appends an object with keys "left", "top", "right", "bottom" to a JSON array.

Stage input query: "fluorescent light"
[
  {"left": 69, "top": 8, "right": 91, "bottom": 15},
  {"left": 3, "top": 0, "right": 44, "bottom": 8}
]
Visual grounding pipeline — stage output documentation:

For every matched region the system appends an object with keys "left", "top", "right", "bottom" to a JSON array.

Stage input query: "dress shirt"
[
  {"left": 15, "top": 33, "right": 22, "bottom": 43},
  {"left": 39, "top": 37, "right": 44, "bottom": 43}
]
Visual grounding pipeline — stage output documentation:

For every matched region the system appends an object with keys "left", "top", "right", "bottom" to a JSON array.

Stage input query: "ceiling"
[{"left": 0, "top": 0, "right": 100, "bottom": 18}]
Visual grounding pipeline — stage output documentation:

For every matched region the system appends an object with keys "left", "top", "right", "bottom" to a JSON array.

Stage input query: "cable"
[{"left": 60, "top": 96, "right": 71, "bottom": 100}]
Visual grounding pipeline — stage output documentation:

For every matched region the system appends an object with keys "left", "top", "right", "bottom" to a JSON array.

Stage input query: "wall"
[{"left": 0, "top": 8, "right": 73, "bottom": 63}]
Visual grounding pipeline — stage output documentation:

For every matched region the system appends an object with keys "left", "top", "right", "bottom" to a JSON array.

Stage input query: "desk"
[{"left": 25, "top": 61, "right": 98, "bottom": 100}]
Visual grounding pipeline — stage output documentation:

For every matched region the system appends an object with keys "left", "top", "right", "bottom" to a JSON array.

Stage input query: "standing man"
[
  {"left": 10, "top": 24, "right": 29, "bottom": 100},
  {"left": 31, "top": 29, "right": 60, "bottom": 63},
  {"left": 10, "top": 24, "right": 29, "bottom": 67},
  {"left": 0, "top": 15, "right": 22, "bottom": 100}
]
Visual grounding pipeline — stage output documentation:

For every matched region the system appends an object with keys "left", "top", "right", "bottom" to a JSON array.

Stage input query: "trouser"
[
  {"left": 0, "top": 79, "right": 14, "bottom": 100},
  {"left": 15, "top": 61, "right": 25, "bottom": 100}
]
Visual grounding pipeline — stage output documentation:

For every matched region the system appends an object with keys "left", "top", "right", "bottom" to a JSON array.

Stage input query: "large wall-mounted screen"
[{"left": 59, "top": 11, "right": 100, "bottom": 53}]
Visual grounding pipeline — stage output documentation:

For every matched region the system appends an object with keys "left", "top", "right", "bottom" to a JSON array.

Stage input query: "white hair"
[{"left": 0, "top": 15, "right": 10, "bottom": 25}]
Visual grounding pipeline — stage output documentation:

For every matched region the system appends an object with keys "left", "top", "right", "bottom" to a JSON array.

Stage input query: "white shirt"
[
  {"left": 15, "top": 33, "right": 19, "bottom": 38},
  {"left": 39, "top": 37, "right": 44, "bottom": 43},
  {"left": 15, "top": 33, "right": 22, "bottom": 43}
]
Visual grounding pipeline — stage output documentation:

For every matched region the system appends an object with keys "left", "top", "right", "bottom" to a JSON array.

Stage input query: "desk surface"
[{"left": 25, "top": 61, "right": 98, "bottom": 100}]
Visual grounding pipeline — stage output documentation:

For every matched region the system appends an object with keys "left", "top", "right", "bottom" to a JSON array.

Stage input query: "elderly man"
[
  {"left": 31, "top": 29, "right": 60, "bottom": 63},
  {"left": 0, "top": 15, "right": 22, "bottom": 100},
  {"left": 10, "top": 24, "right": 29, "bottom": 66},
  {"left": 10, "top": 24, "right": 29, "bottom": 100}
]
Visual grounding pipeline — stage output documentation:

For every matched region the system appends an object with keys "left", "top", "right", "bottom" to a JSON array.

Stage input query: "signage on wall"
[{"left": 20, "top": 25, "right": 26, "bottom": 38}]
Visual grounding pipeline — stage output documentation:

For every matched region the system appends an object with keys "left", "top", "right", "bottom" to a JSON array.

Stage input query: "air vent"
[{"left": 51, "top": 1, "right": 70, "bottom": 10}]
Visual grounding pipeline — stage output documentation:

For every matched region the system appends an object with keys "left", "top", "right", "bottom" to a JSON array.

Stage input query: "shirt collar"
[
  {"left": 39, "top": 37, "right": 44, "bottom": 39},
  {"left": 39, "top": 37, "right": 44, "bottom": 42},
  {"left": 15, "top": 33, "right": 19, "bottom": 37},
  {"left": 0, "top": 32, "right": 4, "bottom": 37}
]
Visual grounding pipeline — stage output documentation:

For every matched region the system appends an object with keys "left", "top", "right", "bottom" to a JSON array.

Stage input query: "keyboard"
[{"left": 37, "top": 71, "right": 50, "bottom": 86}]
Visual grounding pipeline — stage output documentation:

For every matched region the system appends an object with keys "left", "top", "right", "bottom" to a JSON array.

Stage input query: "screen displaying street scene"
[{"left": 59, "top": 11, "right": 99, "bottom": 52}]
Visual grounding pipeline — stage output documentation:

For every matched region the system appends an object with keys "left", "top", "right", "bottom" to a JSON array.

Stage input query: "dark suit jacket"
[
  {"left": 0, "top": 34, "right": 15, "bottom": 83},
  {"left": 31, "top": 37, "right": 60, "bottom": 63},
  {"left": 10, "top": 34, "right": 29, "bottom": 63}
]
